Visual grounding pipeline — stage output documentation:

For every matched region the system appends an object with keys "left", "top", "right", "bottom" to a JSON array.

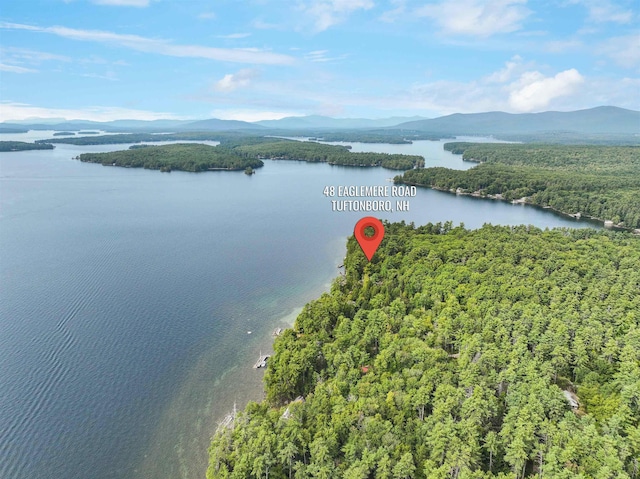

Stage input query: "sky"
[{"left": 0, "top": 0, "right": 638, "bottom": 122}]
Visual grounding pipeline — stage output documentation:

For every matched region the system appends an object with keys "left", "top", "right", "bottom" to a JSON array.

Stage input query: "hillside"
[
  {"left": 180, "top": 118, "right": 265, "bottom": 131},
  {"left": 4, "top": 107, "right": 637, "bottom": 140},
  {"left": 207, "top": 222, "right": 640, "bottom": 479},
  {"left": 0, "top": 118, "right": 262, "bottom": 133},
  {"left": 394, "top": 106, "right": 640, "bottom": 136},
  {"left": 398, "top": 143, "right": 640, "bottom": 229},
  {"left": 255, "top": 115, "right": 428, "bottom": 129}
]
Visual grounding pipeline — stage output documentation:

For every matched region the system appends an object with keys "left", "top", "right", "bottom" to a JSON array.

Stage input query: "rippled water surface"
[{"left": 0, "top": 134, "right": 599, "bottom": 479}]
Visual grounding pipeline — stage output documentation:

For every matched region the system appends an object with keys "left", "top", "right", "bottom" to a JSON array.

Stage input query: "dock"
[{"left": 253, "top": 353, "right": 271, "bottom": 369}]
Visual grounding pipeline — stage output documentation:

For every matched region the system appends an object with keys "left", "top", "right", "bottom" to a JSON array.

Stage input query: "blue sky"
[{"left": 1, "top": 0, "right": 638, "bottom": 122}]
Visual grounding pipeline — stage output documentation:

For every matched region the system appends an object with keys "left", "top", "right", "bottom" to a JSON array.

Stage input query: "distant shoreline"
[{"left": 410, "top": 182, "right": 637, "bottom": 233}]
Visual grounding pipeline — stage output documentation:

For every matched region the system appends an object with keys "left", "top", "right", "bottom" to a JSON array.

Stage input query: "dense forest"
[
  {"left": 441, "top": 144, "right": 639, "bottom": 171},
  {"left": 475, "top": 133, "right": 640, "bottom": 146},
  {"left": 207, "top": 222, "right": 640, "bottom": 479},
  {"left": 234, "top": 140, "right": 424, "bottom": 170},
  {"left": 58, "top": 133, "right": 424, "bottom": 170},
  {"left": 77, "top": 143, "right": 263, "bottom": 172},
  {"left": 399, "top": 144, "right": 640, "bottom": 229},
  {"left": 0, "top": 141, "right": 54, "bottom": 151}
]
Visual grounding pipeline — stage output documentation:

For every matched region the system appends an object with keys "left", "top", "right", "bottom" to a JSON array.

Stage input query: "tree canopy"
[
  {"left": 0, "top": 141, "right": 54, "bottom": 152},
  {"left": 78, "top": 143, "right": 263, "bottom": 172},
  {"left": 234, "top": 140, "right": 424, "bottom": 170},
  {"left": 399, "top": 144, "right": 640, "bottom": 229},
  {"left": 208, "top": 222, "right": 640, "bottom": 479}
]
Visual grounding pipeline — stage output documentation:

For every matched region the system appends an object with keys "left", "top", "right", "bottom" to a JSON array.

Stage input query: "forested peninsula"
[
  {"left": 397, "top": 143, "right": 640, "bottom": 230},
  {"left": 0, "top": 141, "right": 54, "bottom": 152},
  {"left": 77, "top": 143, "right": 263, "bottom": 172},
  {"left": 208, "top": 222, "right": 640, "bottom": 479},
  {"left": 47, "top": 133, "right": 425, "bottom": 170},
  {"left": 234, "top": 140, "right": 424, "bottom": 170}
]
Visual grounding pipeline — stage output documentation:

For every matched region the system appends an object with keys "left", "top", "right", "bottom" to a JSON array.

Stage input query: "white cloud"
[
  {"left": 380, "top": 0, "right": 406, "bottom": 22},
  {"left": 92, "top": 0, "right": 149, "bottom": 6},
  {"left": 0, "top": 102, "right": 185, "bottom": 122},
  {"left": 0, "top": 63, "right": 38, "bottom": 73},
  {"left": 597, "top": 34, "right": 640, "bottom": 69},
  {"left": 484, "top": 55, "right": 525, "bottom": 82},
  {"left": 0, "top": 22, "right": 295, "bottom": 65},
  {"left": 214, "top": 69, "right": 259, "bottom": 92},
  {"left": 198, "top": 12, "right": 216, "bottom": 20},
  {"left": 210, "top": 109, "right": 305, "bottom": 122},
  {"left": 570, "top": 0, "right": 633, "bottom": 23},
  {"left": 408, "top": 79, "right": 501, "bottom": 114},
  {"left": 416, "top": 0, "right": 530, "bottom": 37},
  {"left": 81, "top": 70, "right": 119, "bottom": 81},
  {"left": 252, "top": 19, "right": 281, "bottom": 30},
  {"left": 508, "top": 69, "right": 584, "bottom": 111},
  {"left": 304, "top": 49, "right": 348, "bottom": 62},
  {"left": 403, "top": 59, "right": 590, "bottom": 113},
  {"left": 0, "top": 47, "right": 70, "bottom": 73},
  {"left": 217, "top": 33, "right": 251, "bottom": 39},
  {"left": 1, "top": 47, "right": 71, "bottom": 63},
  {"left": 299, "top": 0, "right": 375, "bottom": 32},
  {"left": 544, "top": 39, "right": 583, "bottom": 53},
  {"left": 576, "top": 77, "right": 640, "bottom": 108}
]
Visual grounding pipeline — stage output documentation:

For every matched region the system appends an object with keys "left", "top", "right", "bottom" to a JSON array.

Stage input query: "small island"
[
  {"left": 78, "top": 130, "right": 100, "bottom": 134},
  {"left": 0, "top": 141, "right": 55, "bottom": 152},
  {"left": 77, "top": 143, "right": 264, "bottom": 172},
  {"left": 53, "top": 131, "right": 76, "bottom": 136}
]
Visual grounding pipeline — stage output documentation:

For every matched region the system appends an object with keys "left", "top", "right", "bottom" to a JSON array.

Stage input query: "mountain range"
[
  {"left": 254, "top": 115, "right": 428, "bottom": 129},
  {"left": 1, "top": 106, "right": 637, "bottom": 136},
  {"left": 393, "top": 106, "right": 639, "bottom": 135}
]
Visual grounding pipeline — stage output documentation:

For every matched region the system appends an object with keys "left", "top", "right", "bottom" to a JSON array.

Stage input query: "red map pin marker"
[{"left": 354, "top": 217, "right": 385, "bottom": 261}]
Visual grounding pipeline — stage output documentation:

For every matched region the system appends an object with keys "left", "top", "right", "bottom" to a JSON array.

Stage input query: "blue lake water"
[{"left": 0, "top": 134, "right": 600, "bottom": 479}]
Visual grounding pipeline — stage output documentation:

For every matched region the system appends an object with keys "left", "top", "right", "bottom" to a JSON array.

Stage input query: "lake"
[{"left": 0, "top": 134, "right": 599, "bottom": 479}]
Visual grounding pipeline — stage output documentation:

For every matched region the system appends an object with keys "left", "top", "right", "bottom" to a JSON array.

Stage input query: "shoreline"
[
  {"left": 135, "top": 303, "right": 321, "bottom": 479},
  {"left": 139, "top": 241, "right": 344, "bottom": 479},
  {"left": 404, "top": 181, "right": 637, "bottom": 233}
]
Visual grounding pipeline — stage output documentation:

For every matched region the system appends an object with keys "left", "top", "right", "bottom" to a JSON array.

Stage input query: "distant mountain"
[
  {"left": 2, "top": 107, "right": 637, "bottom": 136},
  {"left": 255, "top": 115, "right": 429, "bottom": 129},
  {"left": 0, "top": 118, "right": 262, "bottom": 133},
  {"left": 6, "top": 117, "right": 69, "bottom": 125},
  {"left": 0, "top": 120, "right": 110, "bottom": 131},
  {"left": 0, "top": 119, "right": 171, "bottom": 132},
  {"left": 394, "top": 106, "right": 639, "bottom": 135},
  {"left": 179, "top": 118, "right": 264, "bottom": 131},
  {"left": 106, "top": 119, "right": 192, "bottom": 129}
]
